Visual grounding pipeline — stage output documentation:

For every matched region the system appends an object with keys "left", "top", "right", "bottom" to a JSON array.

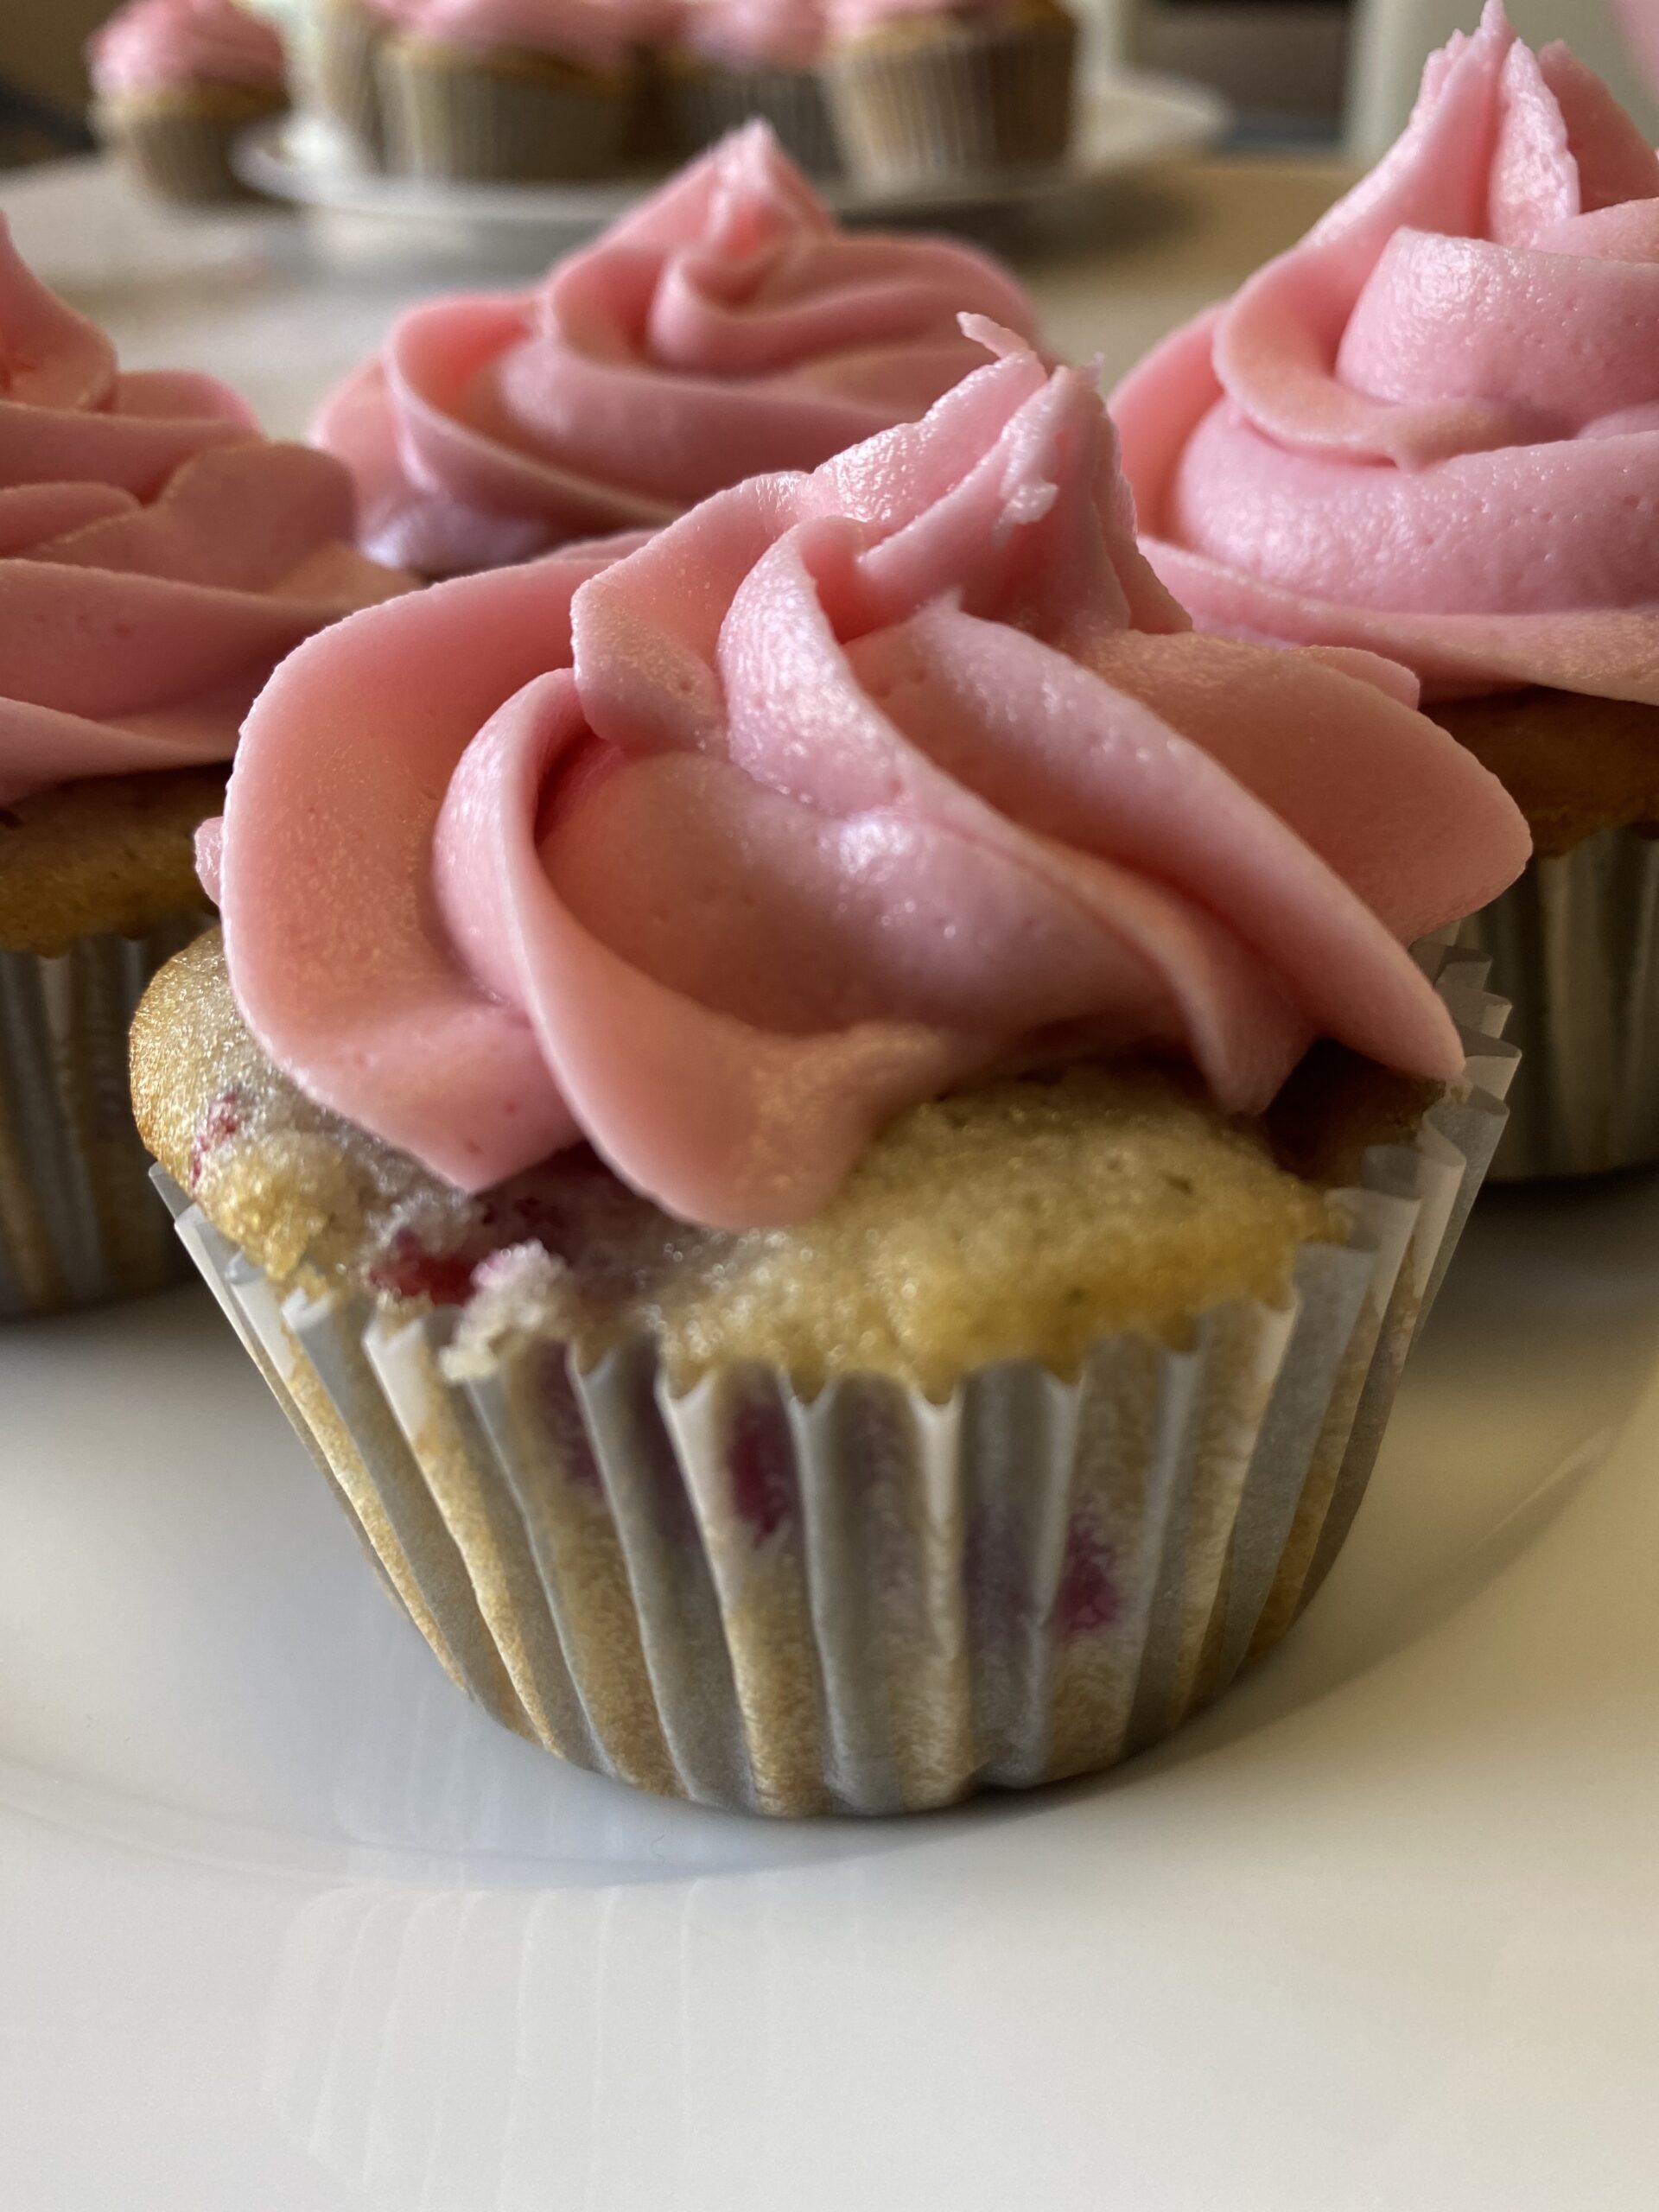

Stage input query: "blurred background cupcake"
[
  {"left": 659, "top": 0, "right": 839, "bottom": 173},
  {"left": 0, "top": 219, "right": 412, "bottom": 1315},
  {"left": 1114, "top": 4, "right": 1659, "bottom": 1179},
  {"left": 135, "top": 333, "right": 1524, "bottom": 1810},
  {"left": 823, "top": 0, "right": 1076, "bottom": 189},
  {"left": 313, "top": 125, "right": 1043, "bottom": 573},
  {"left": 376, "top": 0, "right": 663, "bottom": 181},
  {"left": 87, "top": 0, "right": 289, "bottom": 204}
]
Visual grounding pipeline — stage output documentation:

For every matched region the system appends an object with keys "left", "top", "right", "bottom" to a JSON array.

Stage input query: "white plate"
[
  {"left": 235, "top": 73, "right": 1228, "bottom": 257},
  {"left": 5, "top": 1175, "right": 1659, "bottom": 2209}
]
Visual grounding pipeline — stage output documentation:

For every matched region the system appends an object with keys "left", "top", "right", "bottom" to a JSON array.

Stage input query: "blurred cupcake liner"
[
  {"left": 155, "top": 949, "right": 1514, "bottom": 1815},
  {"left": 825, "top": 3, "right": 1076, "bottom": 190},
  {"left": 660, "top": 59, "right": 842, "bottom": 175},
  {"left": 378, "top": 39, "right": 636, "bottom": 182},
  {"left": 92, "top": 87, "right": 287, "bottom": 205},
  {"left": 304, "top": 0, "right": 392, "bottom": 168},
  {"left": 2, "top": 914, "right": 207, "bottom": 1319},
  {"left": 1459, "top": 823, "right": 1659, "bottom": 1179}
]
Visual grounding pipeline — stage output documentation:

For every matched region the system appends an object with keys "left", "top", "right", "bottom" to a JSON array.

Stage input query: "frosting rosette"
[
  {"left": 213, "top": 323, "right": 1526, "bottom": 1230},
  {"left": 0, "top": 222, "right": 411, "bottom": 808},
  {"left": 89, "top": 0, "right": 287, "bottom": 96},
  {"left": 1113, "top": 2, "right": 1659, "bottom": 702},
  {"left": 312, "top": 123, "right": 1044, "bottom": 576}
]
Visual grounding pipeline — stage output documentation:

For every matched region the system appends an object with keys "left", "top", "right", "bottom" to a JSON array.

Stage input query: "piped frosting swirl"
[
  {"left": 212, "top": 324, "right": 1526, "bottom": 1230},
  {"left": 1113, "top": 3, "right": 1659, "bottom": 702}
]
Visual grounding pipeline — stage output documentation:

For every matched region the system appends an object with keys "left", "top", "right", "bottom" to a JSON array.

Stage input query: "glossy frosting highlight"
[
  {"left": 312, "top": 124, "right": 1043, "bottom": 575},
  {"left": 0, "top": 221, "right": 410, "bottom": 806},
  {"left": 215, "top": 325, "right": 1526, "bottom": 1229},
  {"left": 1113, "top": 2, "right": 1659, "bottom": 702}
]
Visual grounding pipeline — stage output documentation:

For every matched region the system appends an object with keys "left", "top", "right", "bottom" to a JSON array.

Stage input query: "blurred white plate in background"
[{"left": 235, "top": 72, "right": 1228, "bottom": 268}]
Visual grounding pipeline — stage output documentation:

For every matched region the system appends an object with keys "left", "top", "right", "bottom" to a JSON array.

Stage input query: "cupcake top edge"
[
  {"left": 393, "top": 0, "right": 670, "bottom": 70},
  {"left": 0, "top": 221, "right": 414, "bottom": 808},
  {"left": 89, "top": 0, "right": 286, "bottom": 98},
  {"left": 311, "top": 124, "right": 1046, "bottom": 578},
  {"left": 212, "top": 324, "right": 1529, "bottom": 1234},
  {"left": 1111, "top": 0, "right": 1659, "bottom": 705}
]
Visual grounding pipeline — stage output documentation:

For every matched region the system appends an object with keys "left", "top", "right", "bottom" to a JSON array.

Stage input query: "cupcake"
[
  {"left": 134, "top": 326, "right": 1526, "bottom": 1812},
  {"left": 660, "top": 0, "right": 840, "bottom": 175},
  {"left": 0, "top": 221, "right": 413, "bottom": 1318},
  {"left": 1113, "top": 3, "right": 1659, "bottom": 1179},
  {"left": 377, "top": 0, "right": 663, "bottom": 181},
  {"left": 313, "top": 123, "right": 1044, "bottom": 575},
  {"left": 823, "top": 0, "right": 1076, "bottom": 191},
  {"left": 302, "top": 0, "right": 421, "bottom": 168},
  {"left": 88, "top": 0, "right": 289, "bottom": 206}
]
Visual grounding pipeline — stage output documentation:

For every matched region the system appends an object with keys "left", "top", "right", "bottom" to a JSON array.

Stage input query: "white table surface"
[{"left": 3, "top": 156, "right": 1658, "bottom": 2212}]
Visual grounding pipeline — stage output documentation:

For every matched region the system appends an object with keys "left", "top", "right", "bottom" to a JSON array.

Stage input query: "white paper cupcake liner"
[
  {"left": 1459, "top": 824, "right": 1659, "bottom": 1179},
  {"left": 2, "top": 914, "right": 208, "bottom": 1317},
  {"left": 301, "top": 0, "right": 392, "bottom": 168},
  {"left": 825, "top": 8, "right": 1076, "bottom": 189},
  {"left": 378, "top": 41, "right": 635, "bottom": 182},
  {"left": 661, "top": 60, "right": 843, "bottom": 175},
  {"left": 91, "top": 91, "right": 288, "bottom": 206},
  {"left": 155, "top": 947, "right": 1514, "bottom": 1815}
]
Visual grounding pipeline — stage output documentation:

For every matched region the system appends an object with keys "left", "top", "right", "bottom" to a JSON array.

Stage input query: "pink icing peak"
[
  {"left": 89, "top": 0, "right": 286, "bottom": 97},
  {"left": 312, "top": 124, "right": 1045, "bottom": 576},
  {"left": 217, "top": 328, "right": 1526, "bottom": 1230},
  {"left": 0, "top": 219, "right": 410, "bottom": 807},
  {"left": 1112, "top": 4, "right": 1659, "bottom": 702}
]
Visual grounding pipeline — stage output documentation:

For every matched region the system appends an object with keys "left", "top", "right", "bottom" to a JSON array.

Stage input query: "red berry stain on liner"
[
  {"left": 728, "top": 1395, "right": 794, "bottom": 1541},
  {"left": 1052, "top": 1521, "right": 1119, "bottom": 1639},
  {"left": 188, "top": 1088, "right": 243, "bottom": 1187}
]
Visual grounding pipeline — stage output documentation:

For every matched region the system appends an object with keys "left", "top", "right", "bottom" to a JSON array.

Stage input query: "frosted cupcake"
[
  {"left": 378, "top": 0, "right": 664, "bottom": 180},
  {"left": 661, "top": 0, "right": 840, "bottom": 175},
  {"left": 0, "top": 223, "right": 412, "bottom": 1316},
  {"left": 88, "top": 0, "right": 288, "bottom": 204},
  {"left": 823, "top": 0, "right": 1076, "bottom": 189},
  {"left": 313, "top": 124, "right": 1042, "bottom": 575},
  {"left": 135, "top": 326, "right": 1525, "bottom": 1811},
  {"left": 1114, "top": 5, "right": 1659, "bottom": 1177}
]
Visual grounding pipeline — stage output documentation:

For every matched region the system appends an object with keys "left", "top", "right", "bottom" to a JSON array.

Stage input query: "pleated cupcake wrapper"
[
  {"left": 1459, "top": 823, "right": 1659, "bottom": 1179},
  {"left": 824, "top": 10, "right": 1076, "bottom": 189},
  {"left": 304, "top": 0, "right": 393, "bottom": 168},
  {"left": 2, "top": 913, "right": 208, "bottom": 1318},
  {"left": 662, "top": 62, "right": 843, "bottom": 175},
  {"left": 92, "top": 94, "right": 285, "bottom": 205},
  {"left": 378, "top": 43, "right": 634, "bottom": 182},
  {"left": 156, "top": 949, "right": 1513, "bottom": 1815}
]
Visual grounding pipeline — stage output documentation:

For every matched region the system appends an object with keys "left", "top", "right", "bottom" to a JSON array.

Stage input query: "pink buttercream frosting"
[
  {"left": 211, "top": 324, "right": 1526, "bottom": 1230},
  {"left": 312, "top": 124, "right": 1044, "bottom": 576},
  {"left": 0, "top": 221, "right": 411, "bottom": 809},
  {"left": 398, "top": 0, "right": 671, "bottom": 72},
  {"left": 1113, "top": 3, "right": 1659, "bottom": 702},
  {"left": 680, "top": 0, "right": 826, "bottom": 71},
  {"left": 89, "top": 0, "right": 286, "bottom": 97}
]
